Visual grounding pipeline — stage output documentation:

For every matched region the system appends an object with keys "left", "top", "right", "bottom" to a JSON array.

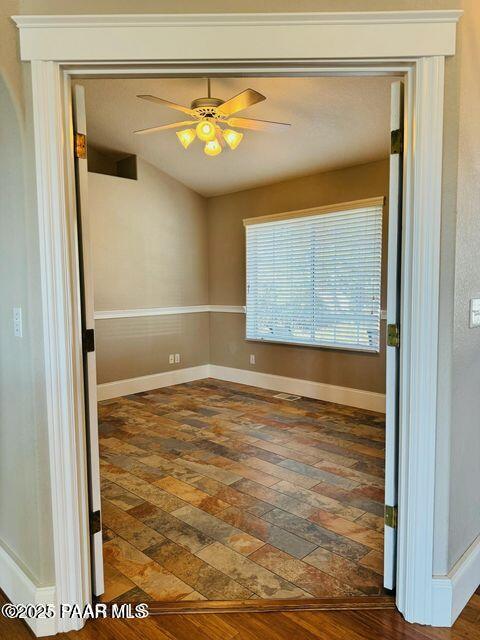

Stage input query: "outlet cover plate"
[{"left": 470, "top": 298, "right": 480, "bottom": 328}]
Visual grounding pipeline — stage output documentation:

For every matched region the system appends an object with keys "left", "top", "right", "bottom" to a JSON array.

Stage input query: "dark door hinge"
[
  {"left": 391, "top": 128, "right": 403, "bottom": 155},
  {"left": 385, "top": 505, "right": 398, "bottom": 529},
  {"left": 387, "top": 323, "right": 400, "bottom": 348},
  {"left": 89, "top": 510, "right": 101, "bottom": 535},
  {"left": 75, "top": 132, "right": 87, "bottom": 159},
  {"left": 83, "top": 328, "right": 95, "bottom": 353}
]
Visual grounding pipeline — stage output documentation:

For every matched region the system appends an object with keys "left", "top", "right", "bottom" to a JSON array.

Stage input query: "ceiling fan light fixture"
[
  {"left": 223, "top": 129, "right": 243, "bottom": 150},
  {"left": 204, "top": 139, "right": 222, "bottom": 157},
  {"left": 176, "top": 128, "right": 196, "bottom": 149},
  {"left": 196, "top": 119, "right": 216, "bottom": 142},
  {"left": 136, "top": 83, "right": 291, "bottom": 157}
]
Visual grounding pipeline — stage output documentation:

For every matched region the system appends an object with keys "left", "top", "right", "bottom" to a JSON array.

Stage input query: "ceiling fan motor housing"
[{"left": 190, "top": 96, "right": 224, "bottom": 118}]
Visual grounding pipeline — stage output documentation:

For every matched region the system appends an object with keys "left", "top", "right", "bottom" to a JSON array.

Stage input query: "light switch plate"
[
  {"left": 13, "top": 307, "right": 23, "bottom": 337},
  {"left": 470, "top": 298, "right": 480, "bottom": 328}
]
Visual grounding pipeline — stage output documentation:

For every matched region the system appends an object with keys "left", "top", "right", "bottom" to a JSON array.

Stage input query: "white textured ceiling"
[{"left": 81, "top": 76, "right": 392, "bottom": 197}]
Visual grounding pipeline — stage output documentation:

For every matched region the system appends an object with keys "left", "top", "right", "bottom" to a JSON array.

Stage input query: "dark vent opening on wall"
[{"left": 88, "top": 145, "right": 137, "bottom": 180}]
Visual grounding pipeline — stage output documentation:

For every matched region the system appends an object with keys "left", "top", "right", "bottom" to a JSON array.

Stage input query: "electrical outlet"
[
  {"left": 174, "top": 353, "right": 180, "bottom": 364},
  {"left": 13, "top": 307, "right": 23, "bottom": 338},
  {"left": 250, "top": 354, "right": 255, "bottom": 365},
  {"left": 169, "top": 354, "right": 175, "bottom": 364}
]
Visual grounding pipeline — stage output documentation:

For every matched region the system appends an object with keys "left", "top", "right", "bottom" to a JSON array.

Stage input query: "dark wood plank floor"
[
  {"left": 2, "top": 588, "right": 479, "bottom": 640},
  {"left": 98, "top": 379, "right": 385, "bottom": 601}
]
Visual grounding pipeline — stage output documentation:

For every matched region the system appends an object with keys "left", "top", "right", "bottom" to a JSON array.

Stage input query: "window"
[{"left": 245, "top": 198, "right": 383, "bottom": 352}]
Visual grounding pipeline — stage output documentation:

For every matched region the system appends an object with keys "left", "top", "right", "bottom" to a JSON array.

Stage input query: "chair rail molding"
[
  {"left": 13, "top": 9, "right": 462, "bottom": 633},
  {"left": 94, "top": 305, "right": 245, "bottom": 320}
]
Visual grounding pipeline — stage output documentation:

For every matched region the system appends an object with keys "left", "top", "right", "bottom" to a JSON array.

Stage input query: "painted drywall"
[
  {"left": 95, "top": 314, "right": 210, "bottom": 383},
  {"left": 17, "top": 0, "right": 462, "bottom": 16},
  {"left": 90, "top": 156, "right": 389, "bottom": 391},
  {"left": 2, "top": 0, "right": 477, "bottom": 584},
  {"left": 0, "top": 73, "right": 54, "bottom": 585},
  {"left": 207, "top": 160, "right": 389, "bottom": 394},
  {"left": 88, "top": 158, "right": 210, "bottom": 383},
  {"left": 448, "top": 0, "right": 480, "bottom": 570},
  {"left": 81, "top": 76, "right": 392, "bottom": 197}
]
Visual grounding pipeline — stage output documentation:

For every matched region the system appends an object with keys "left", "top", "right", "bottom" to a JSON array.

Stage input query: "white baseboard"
[
  {"left": 98, "top": 363, "right": 385, "bottom": 412},
  {"left": 97, "top": 364, "right": 210, "bottom": 400},
  {"left": 0, "top": 544, "right": 56, "bottom": 637},
  {"left": 431, "top": 534, "right": 480, "bottom": 626},
  {"left": 209, "top": 364, "right": 385, "bottom": 412}
]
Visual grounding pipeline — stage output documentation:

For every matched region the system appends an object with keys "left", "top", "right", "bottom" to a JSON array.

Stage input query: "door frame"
[{"left": 13, "top": 10, "right": 461, "bottom": 633}]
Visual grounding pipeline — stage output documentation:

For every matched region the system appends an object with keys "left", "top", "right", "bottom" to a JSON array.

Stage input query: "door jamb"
[{"left": 14, "top": 12, "right": 457, "bottom": 631}]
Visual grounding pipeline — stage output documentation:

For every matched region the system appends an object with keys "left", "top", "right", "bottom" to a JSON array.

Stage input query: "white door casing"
[{"left": 12, "top": 11, "right": 460, "bottom": 633}]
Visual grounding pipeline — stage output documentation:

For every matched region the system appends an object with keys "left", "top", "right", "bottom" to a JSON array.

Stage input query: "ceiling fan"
[{"left": 134, "top": 79, "right": 291, "bottom": 157}]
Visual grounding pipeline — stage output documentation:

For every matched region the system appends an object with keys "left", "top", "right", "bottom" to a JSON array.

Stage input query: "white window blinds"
[{"left": 245, "top": 201, "right": 383, "bottom": 352}]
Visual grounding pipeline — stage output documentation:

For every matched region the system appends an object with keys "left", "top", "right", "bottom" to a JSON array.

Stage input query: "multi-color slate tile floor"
[{"left": 98, "top": 379, "right": 386, "bottom": 603}]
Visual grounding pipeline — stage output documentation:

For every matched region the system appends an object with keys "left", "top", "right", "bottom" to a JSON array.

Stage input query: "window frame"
[{"left": 244, "top": 197, "right": 385, "bottom": 353}]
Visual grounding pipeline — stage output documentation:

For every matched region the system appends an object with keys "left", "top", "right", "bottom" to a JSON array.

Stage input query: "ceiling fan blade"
[
  {"left": 216, "top": 128, "right": 226, "bottom": 148},
  {"left": 227, "top": 117, "right": 291, "bottom": 132},
  {"left": 134, "top": 120, "right": 197, "bottom": 135},
  {"left": 216, "top": 89, "right": 266, "bottom": 117},
  {"left": 137, "top": 94, "right": 196, "bottom": 116}
]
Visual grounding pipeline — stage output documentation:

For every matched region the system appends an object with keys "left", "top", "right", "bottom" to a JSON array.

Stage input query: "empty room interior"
[{"left": 80, "top": 75, "right": 394, "bottom": 603}]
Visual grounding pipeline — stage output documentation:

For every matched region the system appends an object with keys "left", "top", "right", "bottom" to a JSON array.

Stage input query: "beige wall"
[
  {"left": 92, "top": 156, "right": 389, "bottom": 392},
  {"left": 96, "top": 314, "right": 210, "bottom": 383},
  {"left": 448, "top": 0, "right": 480, "bottom": 570},
  {"left": 1, "top": 0, "right": 477, "bottom": 586},
  {"left": 0, "top": 64, "right": 54, "bottom": 583},
  {"left": 92, "top": 157, "right": 389, "bottom": 391},
  {"left": 90, "top": 159, "right": 209, "bottom": 311},
  {"left": 208, "top": 160, "right": 389, "bottom": 394},
  {"left": 89, "top": 158, "right": 210, "bottom": 383}
]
